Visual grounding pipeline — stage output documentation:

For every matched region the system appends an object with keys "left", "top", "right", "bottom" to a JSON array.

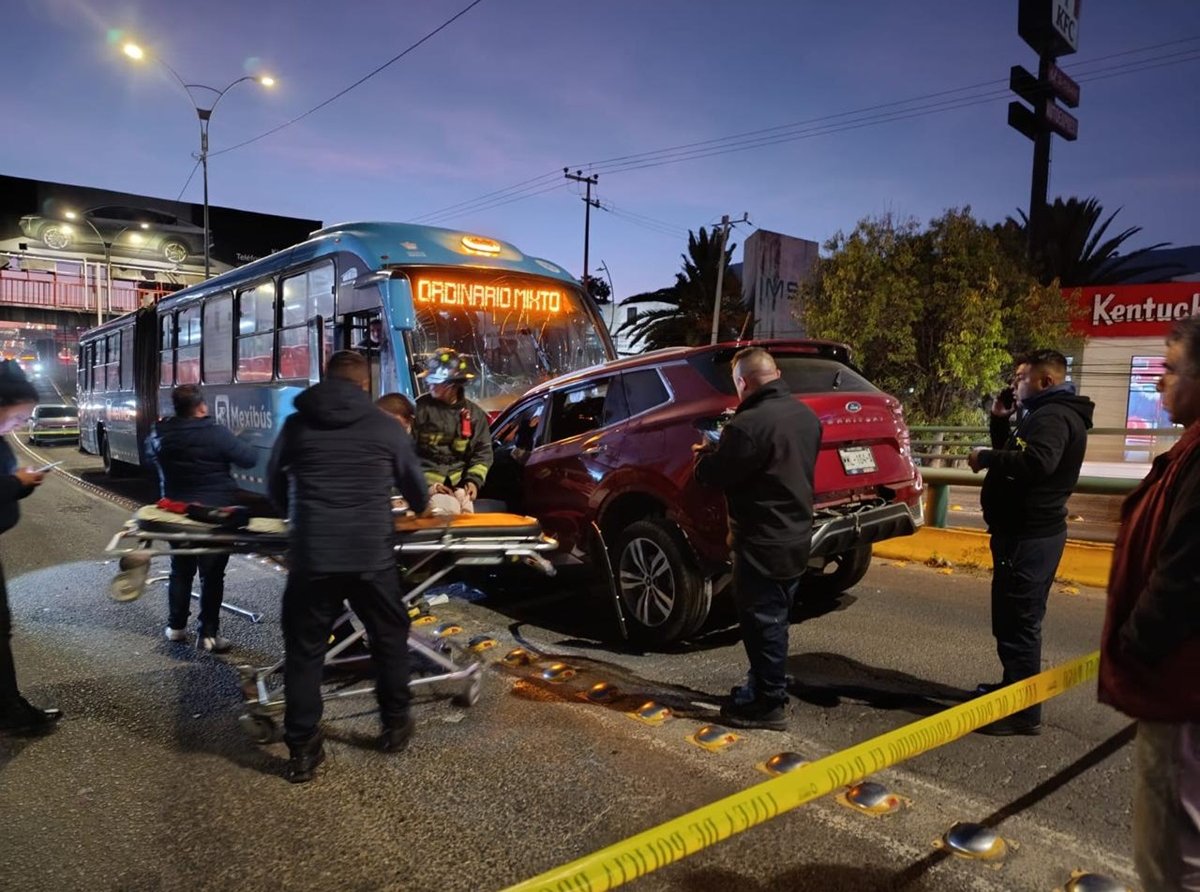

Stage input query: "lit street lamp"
[{"left": 122, "top": 42, "right": 274, "bottom": 279}]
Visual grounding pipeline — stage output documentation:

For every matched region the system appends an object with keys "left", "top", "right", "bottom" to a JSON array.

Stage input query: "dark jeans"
[
  {"left": 732, "top": 555, "right": 799, "bottom": 704},
  {"left": 282, "top": 569, "right": 412, "bottom": 748},
  {"left": 168, "top": 552, "right": 231, "bottom": 636},
  {"left": 989, "top": 530, "right": 1067, "bottom": 723},
  {"left": 0, "top": 560, "right": 22, "bottom": 711}
]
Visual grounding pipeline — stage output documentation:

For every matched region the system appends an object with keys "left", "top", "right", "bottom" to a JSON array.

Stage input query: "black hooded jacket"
[
  {"left": 979, "top": 384, "right": 1095, "bottom": 538},
  {"left": 267, "top": 377, "right": 429, "bottom": 573},
  {"left": 146, "top": 415, "right": 258, "bottom": 505},
  {"left": 693, "top": 378, "right": 823, "bottom": 579}
]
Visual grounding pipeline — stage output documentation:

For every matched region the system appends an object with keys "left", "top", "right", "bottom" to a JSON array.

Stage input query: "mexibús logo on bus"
[{"left": 213, "top": 394, "right": 273, "bottom": 430}]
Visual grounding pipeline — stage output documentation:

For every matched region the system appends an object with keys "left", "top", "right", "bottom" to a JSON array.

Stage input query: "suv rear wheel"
[
  {"left": 614, "top": 518, "right": 708, "bottom": 646},
  {"left": 803, "top": 545, "right": 872, "bottom": 598}
]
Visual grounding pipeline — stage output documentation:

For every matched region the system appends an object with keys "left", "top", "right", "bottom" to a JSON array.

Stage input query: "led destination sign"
[{"left": 414, "top": 277, "right": 565, "bottom": 314}]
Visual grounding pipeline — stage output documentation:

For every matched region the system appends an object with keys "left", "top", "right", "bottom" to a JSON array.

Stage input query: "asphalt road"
[{"left": 0, "top": 436, "right": 1138, "bottom": 892}]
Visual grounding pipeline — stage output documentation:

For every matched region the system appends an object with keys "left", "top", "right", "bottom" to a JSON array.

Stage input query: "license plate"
[{"left": 838, "top": 446, "right": 877, "bottom": 475}]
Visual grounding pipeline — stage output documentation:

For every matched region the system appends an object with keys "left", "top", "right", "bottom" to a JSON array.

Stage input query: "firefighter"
[{"left": 412, "top": 349, "right": 492, "bottom": 514}]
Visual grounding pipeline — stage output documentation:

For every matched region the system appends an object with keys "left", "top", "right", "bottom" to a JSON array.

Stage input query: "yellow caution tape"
[{"left": 503, "top": 651, "right": 1099, "bottom": 892}]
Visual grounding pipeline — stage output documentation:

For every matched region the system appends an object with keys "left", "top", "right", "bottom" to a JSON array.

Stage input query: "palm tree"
[
  {"left": 1014, "top": 197, "right": 1177, "bottom": 286},
  {"left": 617, "top": 227, "right": 746, "bottom": 351}
]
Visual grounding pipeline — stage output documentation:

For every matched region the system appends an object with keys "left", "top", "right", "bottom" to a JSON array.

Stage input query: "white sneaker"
[
  {"left": 165, "top": 627, "right": 188, "bottom": 643},
  {"left": 196, "top": 635, "right": 232, "bottom": 654}
]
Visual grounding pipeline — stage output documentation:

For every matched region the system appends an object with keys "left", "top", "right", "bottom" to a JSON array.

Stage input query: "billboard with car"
[{"left": 0, "top": 173, "right": 320, "bottom": 286}]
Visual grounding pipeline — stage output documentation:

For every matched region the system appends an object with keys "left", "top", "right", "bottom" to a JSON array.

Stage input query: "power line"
[
  {"left": 408, "top": 34, "right": 1200, "bottom": 225},
  {"left": 209, "top": 0, "right": 488, "bottom": 157},
  {"left": 176, "top": 160, "right": 201, "bottom": 201}
]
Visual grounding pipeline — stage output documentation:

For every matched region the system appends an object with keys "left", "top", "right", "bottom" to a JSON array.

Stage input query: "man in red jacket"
[{"left": 1100, "top": 315, "right": 1200, "bottom": 891}]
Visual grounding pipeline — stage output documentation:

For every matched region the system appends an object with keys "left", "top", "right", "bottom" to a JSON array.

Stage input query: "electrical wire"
[
  {"left": 408, "top": 34, "right": 1200, "bottom": 225},
  {"left": 208, "top": 0, "right": 488, "bottom": 157},
  {"left": 175, "top": 160, "right": 201, "bottom": 201}
]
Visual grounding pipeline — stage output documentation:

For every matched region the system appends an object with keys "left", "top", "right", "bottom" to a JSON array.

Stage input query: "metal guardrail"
[
  {"left": 910, "top": 424, "right": 1180, "bottom": 466},
  {"left": 909, "top": 424, "right": 1164, "bottom": 528}
]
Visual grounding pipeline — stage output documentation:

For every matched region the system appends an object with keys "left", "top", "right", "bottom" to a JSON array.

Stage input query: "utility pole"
[
  {"left": 710, "top": 212, "right": 750, "bottom": 345},
  {"left": 564, "top": 169, "right": 600, "bottom": 294}
]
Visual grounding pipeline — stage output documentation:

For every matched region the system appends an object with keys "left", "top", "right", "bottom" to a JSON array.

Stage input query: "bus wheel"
[{"left": 101, "top": 435, "right": 130, "bottom": 478}]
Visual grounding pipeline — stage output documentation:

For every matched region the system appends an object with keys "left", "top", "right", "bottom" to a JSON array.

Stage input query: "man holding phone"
[{"left": 967, "top": 350, "right": 1094, "bottom": 735}]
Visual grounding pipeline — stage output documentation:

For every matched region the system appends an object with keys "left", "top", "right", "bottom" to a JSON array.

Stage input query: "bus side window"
[
  {"left": 279, "top": 262, "right": 334, "bottom": 380},
  {"left": 203, "top": 293, "right": 234, "bottom": 384},
  {"left": 177, "top": 306, "right": 201, "bottom": 384},
  {"left": 120, "top": 324, "right": 135, "bottom": 390},
  {"left": 160, "top": 313, "right": 175, "bottom": 387},
  {"left": 237, "top": 281, "right": 274, "bottom": 382}
]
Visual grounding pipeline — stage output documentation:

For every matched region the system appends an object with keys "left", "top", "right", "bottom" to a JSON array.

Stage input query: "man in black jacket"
[
  {"left": 268, "top": 351, "right": 428, "bottom": 783},
  {"left": 146, "top": 384, "right": 257, "bottom": 653},
  {"left": 968, "top": 349, "right": 1094, "bottom": 735},
  {"left": 694, "top": 347, "right": 822, "bottom": 730}
]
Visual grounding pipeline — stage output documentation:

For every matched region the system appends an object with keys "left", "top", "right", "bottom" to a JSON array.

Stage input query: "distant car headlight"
[{"left": 32, "top": 363, "right": 42, "bottom": 372}]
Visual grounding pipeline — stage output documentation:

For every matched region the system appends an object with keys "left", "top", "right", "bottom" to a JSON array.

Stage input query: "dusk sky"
[{"left": 4, "top": 0, "right": 1199, "bottom": 300}]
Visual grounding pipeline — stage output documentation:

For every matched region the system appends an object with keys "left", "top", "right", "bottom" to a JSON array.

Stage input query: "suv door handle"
[{"left": 582, "top": 442, "right": 606, "bottom": 456}]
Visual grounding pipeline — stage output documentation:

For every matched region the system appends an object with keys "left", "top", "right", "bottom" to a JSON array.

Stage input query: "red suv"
[{"left": 482, "top": 340, "right": 924, "bottom": 645}]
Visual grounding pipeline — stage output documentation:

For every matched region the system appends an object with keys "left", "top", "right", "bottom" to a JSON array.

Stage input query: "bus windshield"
[{"left": 401, "top": 268, "right": 611, "bottom": 412}]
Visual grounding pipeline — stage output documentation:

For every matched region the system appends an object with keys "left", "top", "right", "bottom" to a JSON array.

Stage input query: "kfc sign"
[{"left": 1069, "top": 283, "right": 1200, "bottom": 338}]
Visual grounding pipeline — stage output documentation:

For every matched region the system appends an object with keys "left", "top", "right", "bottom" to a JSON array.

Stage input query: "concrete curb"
[{"left": 872, "top": 527, "right": 1113, "bottom": 589}]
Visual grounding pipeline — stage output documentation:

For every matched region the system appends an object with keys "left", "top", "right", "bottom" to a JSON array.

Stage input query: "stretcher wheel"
[
  {"left": 451, "top": 666, "right": 483, "bottom": 707},
  {"left": 110, "top": 554, "right": 151, "bottom": 602},
  {"left": 239, "top": 712, "right": 281, "bottom": 744}
]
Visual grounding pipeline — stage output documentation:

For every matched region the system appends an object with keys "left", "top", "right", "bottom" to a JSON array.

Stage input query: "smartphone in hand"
[{"left": 34, "top": 460, "right": 64, "bottom": 474}]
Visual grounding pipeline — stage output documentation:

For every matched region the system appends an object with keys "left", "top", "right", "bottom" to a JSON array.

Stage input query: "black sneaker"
[
  {"left": 380, "top": 713, "right": 415, "bottom": 753},
  {"left": 285, "top": 733, "right": 326, "bottom": 784},
  {"left": 0, "top": 698, "right": 63, "bottom": 736},
  {"left": 719, "top": 696, "right": 788, "bottom": 731},
  {"left": 976, "top": 715, "right": 1042, "bottom": 737}
]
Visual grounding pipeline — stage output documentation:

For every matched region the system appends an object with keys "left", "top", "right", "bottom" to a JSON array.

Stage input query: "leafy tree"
[
  {"left": 581, "top": 274, "right": 611, "bottom": 304},
  {"left": 617, "top": 227, "right": 746, "bottom": 351},
  {"left": 1012, "top": 196, "right": 1176, "bottom": 286},
  {"left": 802, "top": 208, "right": 1077, "bottom": 423}
]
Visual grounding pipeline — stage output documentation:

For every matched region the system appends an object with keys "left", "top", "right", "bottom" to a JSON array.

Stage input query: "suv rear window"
[
  {"left": 35, "top": 406, "right": 77, "bottom": 419},
  {"left": 688, "top": 353, "right": 877, "bottom": 395}
]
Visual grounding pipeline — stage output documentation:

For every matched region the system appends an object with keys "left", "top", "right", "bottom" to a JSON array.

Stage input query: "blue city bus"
[{"left": 76, "top": 222, "right": 615, "bottom": 490}]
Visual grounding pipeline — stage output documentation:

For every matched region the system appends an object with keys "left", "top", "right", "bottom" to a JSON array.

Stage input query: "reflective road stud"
[
  {"left": 936, "top": 822, "right": 1008, "bottom": 861},
  {"left": 1060, "top": 872, "right": 1131, "bottom": 892},
  {"left": 756, "top": 752, "right": 809, "bottom": 776},
  {"left": 586, "top": 682, "right": 620, "bottom": 703},
  {"left": 541, "top": 662, "right": 576, "bottom": 683},
  {"left": 468, "top": 635, "right": 498, "bottom": 653},
  {"left": 433, "top": 622, "right": 463, "bottom": 638},
  {"left": 502, "top": 647, "right": 534, "bottom": 667},
  {"left": 413, "top": 615, "right": 438, "bottom": 627},
  {"left": 836, "top": 780, "right": 907, "bottom": 816},
  {"left": 687, "top": 725, "right": 739, "bottom": 753},
  {"left": 627, "top": 701, "right": 671, "bottom": 725}
]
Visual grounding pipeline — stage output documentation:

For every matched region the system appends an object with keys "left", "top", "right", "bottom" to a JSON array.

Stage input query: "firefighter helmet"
[{"left": 417, "top": 348, "right": 476, "bottom": 385}]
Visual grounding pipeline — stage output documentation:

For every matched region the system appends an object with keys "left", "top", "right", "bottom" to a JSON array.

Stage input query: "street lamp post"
[
  {"left": 65, "top": 211, "right": 145, "bottom": 325},
  {"left": 122, "top": 43, "right": 273, "bottom": 279}
]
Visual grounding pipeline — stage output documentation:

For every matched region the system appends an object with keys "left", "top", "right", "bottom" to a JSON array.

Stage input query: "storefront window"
[{"left": 1125, "top": 355, "right": 1171, "bottom": 460}]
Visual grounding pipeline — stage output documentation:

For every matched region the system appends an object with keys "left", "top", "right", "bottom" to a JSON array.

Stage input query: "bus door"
[{"left": 347, "top": 312, "right": 385, "bottom": 397}]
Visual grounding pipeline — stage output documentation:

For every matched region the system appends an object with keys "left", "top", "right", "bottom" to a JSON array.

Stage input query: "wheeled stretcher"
[{"left": 105, "top": 505, "right": 557, "bottom": 742}]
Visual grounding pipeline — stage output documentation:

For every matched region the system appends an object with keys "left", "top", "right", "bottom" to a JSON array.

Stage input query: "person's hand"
[
  {"left": 991, "top": 387, "right": 1016, "bottom": 419},
  {"left": 966, "top": 449, "right": 986, "bottom": 473},
  {"left": 430, "top": 482, "right": 453, "bottom": 496},
  {"left": 463, "top": 481, "right": 478, "bottom": 501},
  {"left": 15, "top": 468, "right": 45, "bottom": 488}
]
